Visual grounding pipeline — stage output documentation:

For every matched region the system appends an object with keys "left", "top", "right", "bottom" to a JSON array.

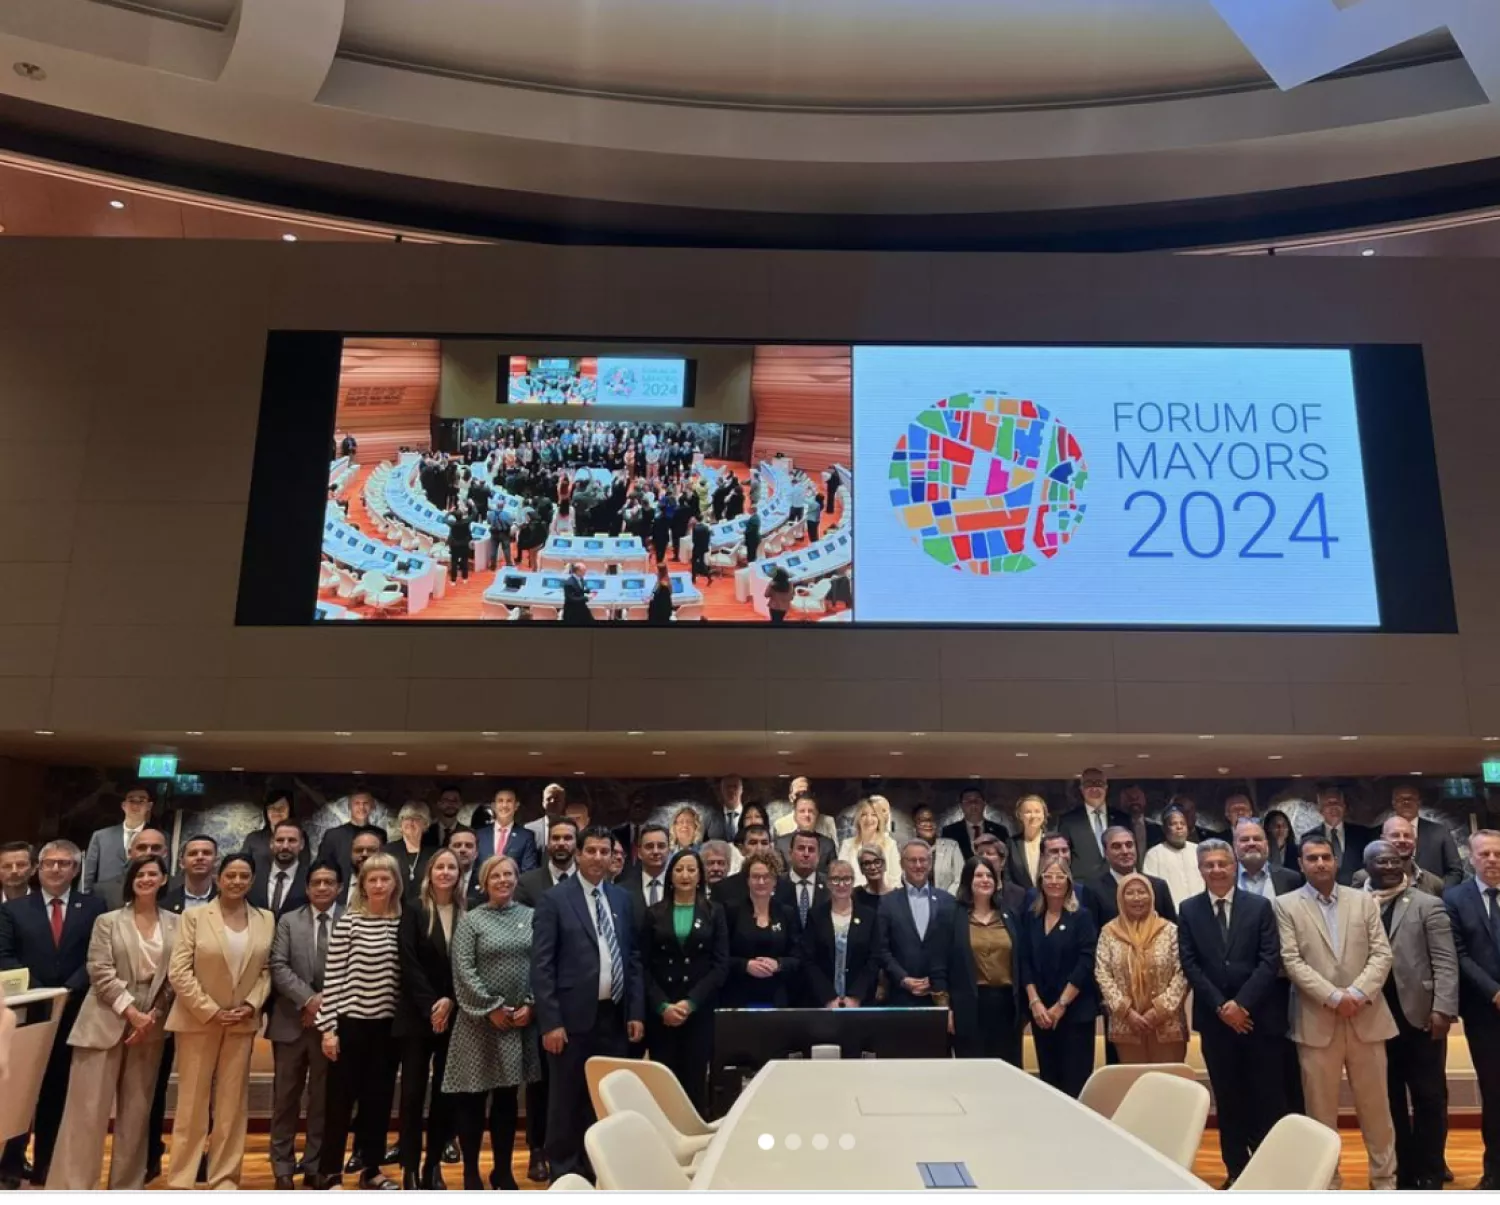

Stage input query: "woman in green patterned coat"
[{"left": 443, "top": 854, "right": 542, "bottom": 1190}]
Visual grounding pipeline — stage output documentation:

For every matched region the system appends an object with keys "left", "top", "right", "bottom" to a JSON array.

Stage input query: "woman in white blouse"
[
  {"left": 165, "top": 853, "right": 275, "bottom": 1190},
  {"left": 48, "top": 855, "right": 180, "bottom": 1189},
  {"left": 838, "top": 798, "right": 901, "bottom": 888},
  {"left": 1141, "top": 805, "right": 1205, "bottom": 909},
  {"left": 1007, "top": 795, "right": 1049, "bottom": 892}
]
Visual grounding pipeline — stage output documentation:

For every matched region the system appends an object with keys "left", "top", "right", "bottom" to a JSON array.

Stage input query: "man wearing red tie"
[
  {"left": 941, "top": 787, "right": 1010, "bottom": 863},
  {"left": 478, "top": 786, "right": 540, "bottom": 873},
  {"left": 0, "top": 839, "right": 107, "bottom": 1187}
]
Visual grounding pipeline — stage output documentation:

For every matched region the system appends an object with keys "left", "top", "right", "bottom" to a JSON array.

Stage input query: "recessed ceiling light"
[
  {"left": 574, "top": 770, "right": 586, "bottom": 776},
  {"left": 626, "top": 730, "right": 644, "bottom": 736},
  {"left": 1267, "top": 754, "right": 1284, "bottom": 760},
  {"left": 1136, "top": 753, "right": 1151, "bottom": 759},
  {"left": 1101, "top": 763, "right": 1116, "bottom": 769},
  {"left": 33, "top": 730, "right": 52, "bottom": 736},
  {"left": 282, "top": 233, "right": 298, "bottom": 242},
  {"left": 910, "top": 732, "right": 926, "bottom": 737},
  {"left": 778, "top": 773, "right": 790, "bottom": 778},
  {"left": 1339, "top": 735, "right": 1359, "bottom": 741},
  {"left": 1172, "top": 774, "right": 1185, "bottom": 779},
  {"left": 1409, "top": 770, "right": 1423, "bottom": 776},
  {"left": 774, "top": 730, "right": 791, "bottom": 736},
  {"left": 1361, "top": 247, "right": 1376, "bottom": 257},
  {"left": 334, "top": 731, "right": 353, "bottom": 736},
  {"left": 230, "top": 766, "right": 244, "bottom": 772},
  {"left": 1197, "top": 734, "right": 1215, "bottom": 740},
  {"left": 391, "top": 751, "right": 406, "bottom": 757},
  {"left": 678, "top": 772, "right": 691, "bottom": 778},
  {"left": 528, "top": 751, "right": 542, "bottom": 756},
  {"left": 968, "top": 774, "right": 981, "bottom": 779},
  {"left": 776, "top": 750, "right": 792, "bottom": 756},
  {"left": 1291, "top": 773, "right": 1303, "bottom": 778},
  {"left": 1485, "top": 737, "right": 1500, "bottom": 743},
  {"left": 352, "top": 769, "right": 364, "bottom": 774},
  {"left": 1015, "top": 752, "right": 1029, "bottom": 758},
  {"left": 1055, "top": 733, "right": 1073, "bottom": 738},
  {"left": 109, "top": 199, "right": 125, "bottom": 210},
  {"left": 651, "top": 750, "right": 667, "bottom": 756},
  {"left": 435, "top": 763, "right": 448, "bottom": 771},
  {"left": 1217, "top": 766, "right": 1230, "bottom": 774},
  {"left": 481, "top": 731, "right": 499, "bottom": 737},
  {"left": 473, "top": 770, "right": 485, "bottom": 776},
  {"left": 890, "top": 751, "right": 904, "bottom": 757},
  {"left": 185, "top": 730, "right": 204, "bottom": 736}
]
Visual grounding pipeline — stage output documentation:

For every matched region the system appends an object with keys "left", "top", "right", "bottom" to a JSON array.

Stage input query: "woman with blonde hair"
[
  {"left": 48, "top": 854, "right": 179, "bottom": 1189},
  {"left": 165, "top": 853, "right": 275, "bottom": 1189},
  {"left": 396, "top": 848, "right": 464, "bottom": 1189},
  {"left": 313, "top": 852, "right": 404, "bottom": 1190},
  {"left": 839, "top": 798, "right": 900, "bottom": 887},
  {"left": 443, "top": 854, "right": 542, "bottom": 1190},
  {"left": 669, "top": 805, "right": 704, "bottom": 852},
  {"left": 1007, "top": 794, "right": 1050, "bottom": 891},
  {"left": 1094, "top": 871, "right": 1189, "bottom": 1064},
  {"left": 1018, "top": 854, "right": 1098, "bottom": 1098}
]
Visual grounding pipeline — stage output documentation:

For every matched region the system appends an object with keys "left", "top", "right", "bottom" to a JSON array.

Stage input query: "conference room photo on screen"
[
  {"left": 299, "top": 338, "right": 1449, "bottom": 632},
  {"left": 316, "top": 339, "right": 854, "bottom": 623}
]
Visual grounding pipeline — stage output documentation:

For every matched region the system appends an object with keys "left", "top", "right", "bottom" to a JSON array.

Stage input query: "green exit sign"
[
  {"left": 1483, "top": 760, "right": 1500, "bottom": 785},
  {"left": 137, "top": 754, "right": 179, "bottom": 779}
]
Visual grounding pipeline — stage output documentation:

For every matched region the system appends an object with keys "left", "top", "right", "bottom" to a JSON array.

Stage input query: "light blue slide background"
[{"left": 851, "top": 345, "right": 1380, "bottom": 627}]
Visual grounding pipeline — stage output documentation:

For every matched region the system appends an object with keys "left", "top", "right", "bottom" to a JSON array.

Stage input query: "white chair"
[
  {"left": 358, "top": 570, "right": 405, "bottom": 614},
  {"left": 706, "top": 543, "right": 742, "bottom": 571},
  {"left": 1079, "top": 1062, "right": 1198, "bottom": 1119},
  {"left": 597, "top": 1069, "right": 714, "bottom": 1168},
  {"left": 1110, "top": 1071, "right": 1210, "bottom": 1169},
  {"left": 334, "top": 566, "right": 362, "bottom": 600},
  {"left": 318, "top": 560, "right": 341, "bottom": 592},
  {"left": 1229, "top": 1114, "right": 1341, "bottom": 1191},
  {"left": 548, "top": 1173, "right": 596, "bottom": 1191},
  {"left": 586, "top": 1056, "right": 719, "bottom": 1138},
  {"left": 790, "top": 577, "right": 833, "bottom": 615},
  {"left": 584, "top": 1111, "right": 692, "bottom": 1191}
]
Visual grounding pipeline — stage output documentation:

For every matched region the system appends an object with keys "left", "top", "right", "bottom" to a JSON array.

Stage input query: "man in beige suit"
[{"left": 1276, "top": 833, "right": 1399, "bottom": 1189}]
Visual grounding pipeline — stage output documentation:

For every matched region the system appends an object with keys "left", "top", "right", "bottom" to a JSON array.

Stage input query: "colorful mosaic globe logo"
[{"left": 888, "top": 391, "right": 1089, "bottom": 574}]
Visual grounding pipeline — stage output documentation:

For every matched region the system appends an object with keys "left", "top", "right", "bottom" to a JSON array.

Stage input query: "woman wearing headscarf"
[{"left": 1093, "top": 871, "right": 1190, "bottom": 1065}]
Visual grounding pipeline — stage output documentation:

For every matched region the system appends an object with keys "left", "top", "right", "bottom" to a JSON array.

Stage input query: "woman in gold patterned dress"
[{"left": 1094, "top": 871, "right": 1190, "bottom": 1064}]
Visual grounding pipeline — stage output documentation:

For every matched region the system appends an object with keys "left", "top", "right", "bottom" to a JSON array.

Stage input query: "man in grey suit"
[
  {"left": 1352, "top": 816, "right": 1445, "bottom": 898},
  {"left": 93, "top": 828, "right": 170, "bottom": 909},
  {"left": 1390, "top": 783, "right": 1466, "bottom": 888},
  {"left": 524, "top": 782, "right": 569, "bottom": 850},
  {"left": 1233, "top": 819, "right": 1304, "bottom": 898},
  {"left": 267, "top": 858, "right": 344, "bottom": 1190},
  {"left": 1363, "top": 840, "right": 1459, "bottom": 1191},
  {"left": 81, "top": 782, "right": 155, "bottom": 893},
  {"left": 1275, "top": 834, "right": 1399, "bottom": 1189}
]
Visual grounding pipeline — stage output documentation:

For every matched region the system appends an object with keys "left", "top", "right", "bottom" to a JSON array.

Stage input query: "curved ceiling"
[{"left": 2, "top": 0, "right": 1499, "bottom": 246}]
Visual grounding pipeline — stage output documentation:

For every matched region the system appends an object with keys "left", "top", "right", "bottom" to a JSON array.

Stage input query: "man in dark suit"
[
  {"left": 1089, "top": 827, "right": 1177, "bottom": 925},
  {"left": 423, "top": 784, "right": 468, "bottom": 850},
  {"left": 1118, "top": 783, "right": 1164, "bottom": 856},
  {"left": 92, "top": 827, "right": 169, "bottom": 908},
  {"left": 1444, "top": 829, "right": 1500, "bottom": 1189},
  {"left": 1300, "top": 781, "right": 1376, "bottom": 886},
  {"left": 1178, "top": 838, "right": 1289, "bottom": 1185},
  {"left": 0, "top": 841, "right": 33, "bottom": 903},
  {"left": 0, "top": 839, "right": 108, "bottom": 1186},
  {"left": 689, "top": 516, "right": 712, "bottom": 583},
  {"left": 1057, "top": 767, "right": 1127, "bottom": 883},
  {"left": 475, "top": 786, "right": 540, "bottom": 873},
  {"left": 162, "top": 834, "right": 220, "bottom": 914},
  {"left": 250, "top": 820, "right": 310, "bottom": 917},
  {"left": 875, "top": 840, "right": 956, "bottom": 1008},
  {"left": 702, "top": 775, "right": 748, "bottom": 846},
  {"left": 743, "top": 509, "right": 761, "bottom": 562},
  {"left": 1390, "top": 783, "right": 1466, "bottom": 888},
  {"left": 611, "top": 796, "right": 654, "bottom": 865},
  {"left": 617, "top": 824, "right": 671, "bottom": 930},
  {"left": 531, "top": 825, "right": 644, "bottom": 1183},
  {"left": 560, "top": 562, "right": 594, "bottom": 625},
  {"left": 447, "top": 827, "right": 485, "bottom": 908},
  {"left": 1232, "top": 818, "right": 1304, "bottom": 899},
  {"left": 713, "top": 825, "right": 775, "bottom": 914},
  {"left": 774, "top": 825, "right": 836, "bottom": 878},
  {"left": 516, "top": 818, "right": 579, "bottom": 909},
  {"left": 940, "top": 787, "right": 1009, "bottom": 862},
  {"left": 775, "top": 831, "right": 829, "bottom": 931},
  {"left": 316, "top": 789, "right": 381, "bottom": 882},
  {"left": 335, "top": 830, "right": 384, "bottom": 909}
]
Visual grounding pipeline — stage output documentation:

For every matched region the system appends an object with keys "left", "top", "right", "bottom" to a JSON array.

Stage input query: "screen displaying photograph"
[
  {"left": 319, "top": 341, "right": 852, "bottom": 622},
  {"left": 503, "top": 354, "right": 691, "bottom": 407},
  {"left": 852, "top": 345, "right": 1379, "bottom": 626}
]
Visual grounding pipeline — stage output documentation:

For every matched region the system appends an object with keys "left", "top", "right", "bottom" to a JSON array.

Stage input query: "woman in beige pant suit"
[
  {"left": 165, "top": 852, "right": 275, "bottom": 1190},
  {"left": 47, "top": 854, "right": 179, "bottom": 1190}
]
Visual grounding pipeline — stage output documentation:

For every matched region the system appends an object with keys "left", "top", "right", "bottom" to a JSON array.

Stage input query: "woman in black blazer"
[
  {"left": 949, "top": 857, "right": 1023, "bottom": 1065},
  {"left": 801, "top": 860, "right": 879, "bottom": 1007},
  {"left": 724, "top": 852, "right": 802, "bottom": 1008},
  {"left": 1017, "top": 854, "right": 1099, "bottom": 1098},
  {"left": 642, "top": 849, "right": 728, "bottom": 1113},
  {"left": 395, "top": 850, "right": 463, "bottom": 1189}
]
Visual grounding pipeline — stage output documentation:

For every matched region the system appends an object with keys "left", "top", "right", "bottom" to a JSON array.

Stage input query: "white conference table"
[{"left": 691, "top": 1058, "right": 1208, "bottom": 1192}]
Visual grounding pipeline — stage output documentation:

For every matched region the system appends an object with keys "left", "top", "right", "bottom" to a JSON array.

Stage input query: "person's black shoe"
[
  {"left": 527, "top": 1153, "right": 549, "bottom": 1183},
  {"left": 0, "top": 1174, "right": 20, "bottom": 1191},
  {"left": 490, "top": 1167, "right": 519, "bottom": 1191},
  {"left": 422, "top": 1163, "right": 446, "bottom": 1190},
  {"left": 197, "top": 1154, "right": 209, "bottom": 1184},
  {"left": 382, "top": 1144, "right": 402, "bottom": 1166},
  {"left": 358, "top": 1170, "right": 401, "bottom": 1191},
  {"left": 275, "top": 1175, "right": 296, "bottom": 1191},
  {"left": 19, "top": 1163, "right": 32, "bottom": 1184},
  {"left": 1444, "top": 1164, "right": 1455, "bottom": 1184},
  {"left": 344, "top": 1151, "right": 365, "bottom": 1175},
  {"left": 1478, "top": 1176, "right": 1498, "bottom": 1191},
  {"left": 402, "top": 1170, "right": 419, "bottom": 1191},
  {"left": 144, "top": 1159, "right": 163, "bottom": 1184},
  {"left": 441, "top": 1141, "right": 460, "bottom": 1165},
  {"left": 306, "top": 1173, "right": 340, "bottom": 1191}
]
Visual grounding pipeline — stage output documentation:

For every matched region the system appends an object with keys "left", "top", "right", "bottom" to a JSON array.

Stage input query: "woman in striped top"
[{"left": 313, "top": 852, "right": 404, "bottom": 1191}]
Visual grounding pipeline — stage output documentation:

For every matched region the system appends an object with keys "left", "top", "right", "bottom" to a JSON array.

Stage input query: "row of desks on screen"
[
  {"left": 322, "top": 516, "right": 445, "bottom": 614},
  {"left": 537, "top": 535, "right": 652, "bottom": 573},
  {"left": 387, "top": 455, "right": 496, "bottom": 551},
  {"left": 480, "top": 569, "right": 704, "bottom": 620},
  {"left": 736, "top": 528, "right": 853, "bottom": 614},
  {"left": 680, "top": 460, "right": 795, "bottom": 557}
]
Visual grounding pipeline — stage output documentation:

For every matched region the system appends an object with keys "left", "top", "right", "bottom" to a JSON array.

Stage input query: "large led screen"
[
  {"left": 853, "top": 346, "right": 1379, "bottom": 626},
  {"left": 239, "top": 335, "right": 1452, "bottom": 631},
  {"left": 503, "top": 355, "right": 692, "bottom": 407}
]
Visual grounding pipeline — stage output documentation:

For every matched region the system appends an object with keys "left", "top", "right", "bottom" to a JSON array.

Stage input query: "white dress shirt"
[
  {"left": 1237, "top": 866, "right": 1277, "bottom": 898},
  {"left": 585, "top": 880, "right": 616, "bottom": 1002}
]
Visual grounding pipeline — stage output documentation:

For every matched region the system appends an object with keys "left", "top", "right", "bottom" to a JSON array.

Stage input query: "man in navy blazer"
[
  {"left": 1179, "top": 839, "right": 1289, "bottom": 1185},
  {"left": 0, "top": 839, "right": 108, "bottom": 1186},
  {"left": 875, "top": 840, "right": 956, "bottom": 1008},
  {"left": 531, "top": 825, "right": 644, "bottom": 1183},
  {"left": 474, "top": 786, "right": 539, "bottom": 873},
  {"left": 1444, "top": 829, "right": 1500, "bottom": 1189}
]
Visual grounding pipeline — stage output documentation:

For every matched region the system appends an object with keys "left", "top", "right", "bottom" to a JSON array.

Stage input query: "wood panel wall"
[
  {"left": 749, "top": 345, "right": 853, "bottom": 476},
  {"left": 335, "top": 338, "right": 441, "bottom": 464}
]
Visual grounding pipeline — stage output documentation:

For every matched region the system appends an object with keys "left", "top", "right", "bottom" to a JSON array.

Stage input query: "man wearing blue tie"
[{"left": 531, "top": 825, "right": 644, "bottom": 1183}]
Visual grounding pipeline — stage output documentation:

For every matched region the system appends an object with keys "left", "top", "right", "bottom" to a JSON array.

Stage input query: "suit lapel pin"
[
  {"left": 1058, "top": 923, "right": 1067, "bottom": 931},
  {"left": 853, "top": 917, "right": 861, "bottom": 925},
  {"left": 693, "top": 919, "right": 702, "bottom": 929}
]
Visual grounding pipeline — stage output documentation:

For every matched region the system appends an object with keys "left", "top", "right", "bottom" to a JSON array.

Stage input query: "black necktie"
[
  {"left": 314, "top": 912, "right": 330, "bottom": 989},
  {"left": 272, "top": 871, "right": 287, "bottom": 913},
  {"left": 1487, "top": 887, "right": 1500, "bottom": 953},
  {"left": 1215, "top": 897, "right": 1229, "bottom": 941}
]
